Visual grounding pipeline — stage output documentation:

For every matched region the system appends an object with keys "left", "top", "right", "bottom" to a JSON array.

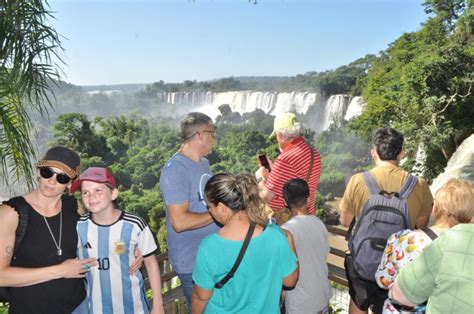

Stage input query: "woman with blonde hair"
[
  {"left": 192, "top": 173, "right": 299, "bottom": 313},
  {"left": 376, "top": 178, "right": 474, "bottom": 313}
]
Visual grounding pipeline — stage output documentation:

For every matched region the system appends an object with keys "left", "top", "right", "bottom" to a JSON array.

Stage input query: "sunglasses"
[
  {"left": 199, "top": 130, "right": 216, "bottom": 138},
  {"left": 39, "top": 167, "right": 71, "bottom": 185}
]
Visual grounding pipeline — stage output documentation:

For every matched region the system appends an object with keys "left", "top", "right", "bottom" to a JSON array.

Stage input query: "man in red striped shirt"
[{"left": 255, "top": 112, "right": 322, "bottom": 224}]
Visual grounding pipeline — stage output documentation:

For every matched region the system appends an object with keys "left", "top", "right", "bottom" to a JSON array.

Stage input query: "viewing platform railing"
[{"left": 152, "top": 224, "right": 349, "bottom": 314}]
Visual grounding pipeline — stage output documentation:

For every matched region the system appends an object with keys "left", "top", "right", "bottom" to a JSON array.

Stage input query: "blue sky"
[{"left": 49, "top": 0, "right": 428, "bottom": 86}]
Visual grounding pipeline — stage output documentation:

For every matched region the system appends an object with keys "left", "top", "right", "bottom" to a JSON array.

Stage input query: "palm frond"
[{"left": 0, "top": 0, "right": 65, "bottom": 188}]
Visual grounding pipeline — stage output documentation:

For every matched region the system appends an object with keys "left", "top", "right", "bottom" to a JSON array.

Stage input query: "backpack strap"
[
  {"left": 347, "top": 171, "right": 380, "bottom": 240},
  {"left": 398, "top": 174, "right": 418, "bottom": 200},
  {"left": 304, "top": 145, "right": 315, "bottom": 182},
  {"left": 345, "top": 217, "right": 356, "bottom": 241},
  {"left": 2, "top": 196, "right": 29, "bottom": 255},
  {"left": 422, "top": 227, "right": 438, "bottom": 241},
  {"left": 362, "top": 171, "right": 380, "bottom": 195}
]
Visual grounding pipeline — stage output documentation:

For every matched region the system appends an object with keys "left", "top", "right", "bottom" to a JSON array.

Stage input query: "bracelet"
[{"left": 256, "top": 177, "right": 266, "bottom": 183}]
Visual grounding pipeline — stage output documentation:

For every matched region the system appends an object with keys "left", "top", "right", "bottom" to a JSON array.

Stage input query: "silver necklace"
[{"left": 43, "top": 210, "right": 63, "bottom": 256}]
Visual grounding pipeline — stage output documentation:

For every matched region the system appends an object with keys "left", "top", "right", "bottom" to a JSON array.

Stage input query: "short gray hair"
[
  {"left": 180, "top": 112, "right": 215, "bottom": 141},
  {"left": 276, "top": 123, "right": 304, "bottom": 140}
]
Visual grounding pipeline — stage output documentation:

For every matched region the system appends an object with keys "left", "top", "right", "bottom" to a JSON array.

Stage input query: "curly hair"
[
  {"left": 372, "top": 127, "right": 404, "bottom": 161},
  {"left": 434, "top": 178, "right": 474, "bottom": 225},
  {"left": 204, "top": 173, "right": 273, "bottom": 226}
]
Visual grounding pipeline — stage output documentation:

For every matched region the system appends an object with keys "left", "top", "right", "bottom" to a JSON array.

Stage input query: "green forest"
[
  {"left": 1, "top": 1, "right": 473, "bottom": 253},
  {"left": 47, "top": 110, "right": 369, "bottom": 251}
]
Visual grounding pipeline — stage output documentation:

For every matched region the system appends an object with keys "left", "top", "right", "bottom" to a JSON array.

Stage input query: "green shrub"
[{"left": 318, "top": 171, "right": 346, "bottom": 196}]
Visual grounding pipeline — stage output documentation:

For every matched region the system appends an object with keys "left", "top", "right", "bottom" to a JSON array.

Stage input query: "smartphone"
[{"left": 257, "top": 153, "right": 271, "bottom": 172}]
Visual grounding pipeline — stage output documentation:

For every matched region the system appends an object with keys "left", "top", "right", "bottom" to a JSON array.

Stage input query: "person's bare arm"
[
  {"left": 340, "top": 211, "right": 354, "bottom": 228},
  {"left": 0, "top": 204, "right": 97, "bottom": 287},
  {"left": 281, "top": 228, "right": 297, "bottom": 255},
  {"left": 77, "top": 201, "right": 85, "bottom": 215},
  {"left": 129, "top": 248, "right": 143, "bottom": 275},
  {"left": 417, "top": 178, "right": 434, "bottom": 229},
  {"left": 415, "top": 215, "right": 429, "bottom": 229},
  {"left": 255, "top": 166, "right": 275, "bottom": 204},
  {"left": 283, "top": 267, "right": 299, "bottom": 288},
  {"left": 168, "top": 202, "right": 214, "bottom": 233},
  {"left": 282, "top": 230, "right": 299, "bottom": 288},
  {"left": 192, "top": 285, "right": 213, "bottom": 314},
  {"left": 258, "top": 187, "right": 275, "bottom": 204},
  {"left": 390, "top": 281, "right": 416, "bottom": 307},
  {"left": 144, "top": 255, "right": 164, "bottom": 314}
]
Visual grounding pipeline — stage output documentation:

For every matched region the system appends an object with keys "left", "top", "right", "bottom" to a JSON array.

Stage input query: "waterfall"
[
  {"left": 412, "top": 144, "right": 427, "bottom": 175},
  {"left": 155, "top": 91, "right": 365, "bottom": 131},
  {"left": 157, "top": 91, "right": 317, "bottom": 116},
  {"left": 430, "top": 134, "right": 474, "bottom": 194},
  {"left": 319, "top": 95, "right": 351, "bottom": 131},
  {"left": 345, "top": 96, "right": 365, "bottom": 120}
]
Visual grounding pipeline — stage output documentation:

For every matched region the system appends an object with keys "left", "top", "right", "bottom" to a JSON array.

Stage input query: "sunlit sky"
[{"left": 49, "top": 0, "right": 428, "bottom": 86}]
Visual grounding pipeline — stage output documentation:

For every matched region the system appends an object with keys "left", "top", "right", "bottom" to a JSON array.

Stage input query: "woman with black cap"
[{"left": 0, "top": 146, "right": 97, "bottom": 313}]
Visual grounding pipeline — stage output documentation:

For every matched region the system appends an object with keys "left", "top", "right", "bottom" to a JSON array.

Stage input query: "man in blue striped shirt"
[{"left": 74, "top": 167, "right": 164, "bottom": 314}]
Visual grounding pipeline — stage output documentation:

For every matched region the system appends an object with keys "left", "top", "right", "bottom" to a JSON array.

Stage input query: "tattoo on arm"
[{"left": 5, "top": 246, "right": 13, "bottom": 257}]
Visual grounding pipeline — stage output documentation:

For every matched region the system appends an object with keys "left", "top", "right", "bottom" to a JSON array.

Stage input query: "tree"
[
  {"left": 52, "top": 113, "right": 110, "bottom": 161},
  {"left": 215, "top": 104, "right": 242, "bottom": 124},
  {"left": 352, "top": 0, "right": 473, "bottom": 181},
  {"left": 0, "top": 0, "right": 64, "bottom": 187}
]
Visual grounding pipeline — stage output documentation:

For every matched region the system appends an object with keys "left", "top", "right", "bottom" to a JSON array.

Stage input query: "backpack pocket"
[
  {"left": 350, "top": 206, "right": 408, "bottom": 281},
  {"left": 352, "top": 237, "right": 387, "bottom": 280}
]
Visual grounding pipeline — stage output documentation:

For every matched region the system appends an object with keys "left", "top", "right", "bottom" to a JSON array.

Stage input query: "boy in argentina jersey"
[{"left": 72, "top": 167, "right": 165, "bottom": 314}]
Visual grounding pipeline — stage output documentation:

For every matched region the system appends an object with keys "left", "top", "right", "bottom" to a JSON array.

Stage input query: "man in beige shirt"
[{"left": 339, "top": 127, "right": 433, "bottom": 314}]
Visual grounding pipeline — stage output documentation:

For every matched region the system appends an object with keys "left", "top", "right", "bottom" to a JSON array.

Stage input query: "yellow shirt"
[{"left": 339, "top": 165, "right": 433, "bottom": 228}]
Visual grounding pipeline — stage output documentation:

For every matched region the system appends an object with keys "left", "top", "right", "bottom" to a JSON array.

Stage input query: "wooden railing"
[
  {"left": 152, "top": 224, "right": 349, "bottom": 313},
  {"left": 326, "top": 224, "right": 349, "bottom": 287},
  {"left": 154, "top": 252, "right": 187, "bottom": 314}
]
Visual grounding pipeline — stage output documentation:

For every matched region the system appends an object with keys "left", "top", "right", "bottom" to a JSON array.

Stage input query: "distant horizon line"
[{"left": 67, "top": 75, "right": 298, "bottom": 88}]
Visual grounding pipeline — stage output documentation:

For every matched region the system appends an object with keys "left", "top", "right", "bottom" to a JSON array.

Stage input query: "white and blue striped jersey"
[{"left": 77, "top": 211, "right": 158, "bottom": 314}]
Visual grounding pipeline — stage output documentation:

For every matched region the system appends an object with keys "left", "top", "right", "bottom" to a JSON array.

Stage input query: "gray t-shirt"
[
  {"left": 159, "top": 153, "right": 219, "bottom": 274},
  {"left": 282, "top": 215, "right": 332, "bottom": 313}
]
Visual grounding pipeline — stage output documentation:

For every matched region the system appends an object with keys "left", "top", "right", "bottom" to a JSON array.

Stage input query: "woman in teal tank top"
[{"left": 192, "top": 173, "right": 299, "bottom": 313}]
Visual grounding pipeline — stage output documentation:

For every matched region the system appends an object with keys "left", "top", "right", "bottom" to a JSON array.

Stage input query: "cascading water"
[
  {"left": 157, "top": 91, "right": 318, "bottom": 117},
  {"left": 319, "top": 95, "right": 351, "bottom": 130},
  {"left": 345, "top": 96, "right": 365, "bottom": 120},
  {"left": 155, "top": 91, "right": 364, "bottom": 131},
  {"left": 430, "top": 134, "right": 474, "bottom": 194}
]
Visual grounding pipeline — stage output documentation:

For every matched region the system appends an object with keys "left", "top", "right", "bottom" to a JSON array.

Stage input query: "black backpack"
[
  {"left": 0, "top": 197, "right": 29, "bottom": 302},
  {"left": 347, "top": 171, "right": 418, "bottom": 281}
]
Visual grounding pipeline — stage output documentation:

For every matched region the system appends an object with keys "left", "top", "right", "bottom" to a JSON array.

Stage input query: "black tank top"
[{"left": 8, "top": 195, "right": 86, "bottom": 314}]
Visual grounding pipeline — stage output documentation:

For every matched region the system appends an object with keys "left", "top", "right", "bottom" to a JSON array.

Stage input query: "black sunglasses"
[{"left": 39, "top": 167, "right": 71, "bottom": 185}]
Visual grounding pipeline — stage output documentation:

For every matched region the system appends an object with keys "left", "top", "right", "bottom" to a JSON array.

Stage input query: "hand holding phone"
[{"left": 257, "top": 152, "right": 271, "bottom": 172}]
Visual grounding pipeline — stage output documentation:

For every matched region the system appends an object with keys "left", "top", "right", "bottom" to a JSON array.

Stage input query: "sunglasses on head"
[{"left": 39, "top": 167, "right": 71, "bottom": 185}]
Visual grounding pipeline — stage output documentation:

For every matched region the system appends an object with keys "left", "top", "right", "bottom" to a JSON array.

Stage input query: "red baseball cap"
[{"left": 71, "top": 167, "right": 117, "bottom": 193}]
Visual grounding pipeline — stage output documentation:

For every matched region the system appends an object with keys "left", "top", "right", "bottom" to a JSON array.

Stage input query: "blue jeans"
[
  {"left": 71, "top": 297, "right": 88, "bottom": 314},
  {"left": 177, "top": 272, "right": 193, "bottom": 311}
]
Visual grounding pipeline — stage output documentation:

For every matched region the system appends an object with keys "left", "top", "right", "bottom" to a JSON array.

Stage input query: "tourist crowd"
[{"left": 0, "top": 112, "right": 472, "bottom": 314}]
